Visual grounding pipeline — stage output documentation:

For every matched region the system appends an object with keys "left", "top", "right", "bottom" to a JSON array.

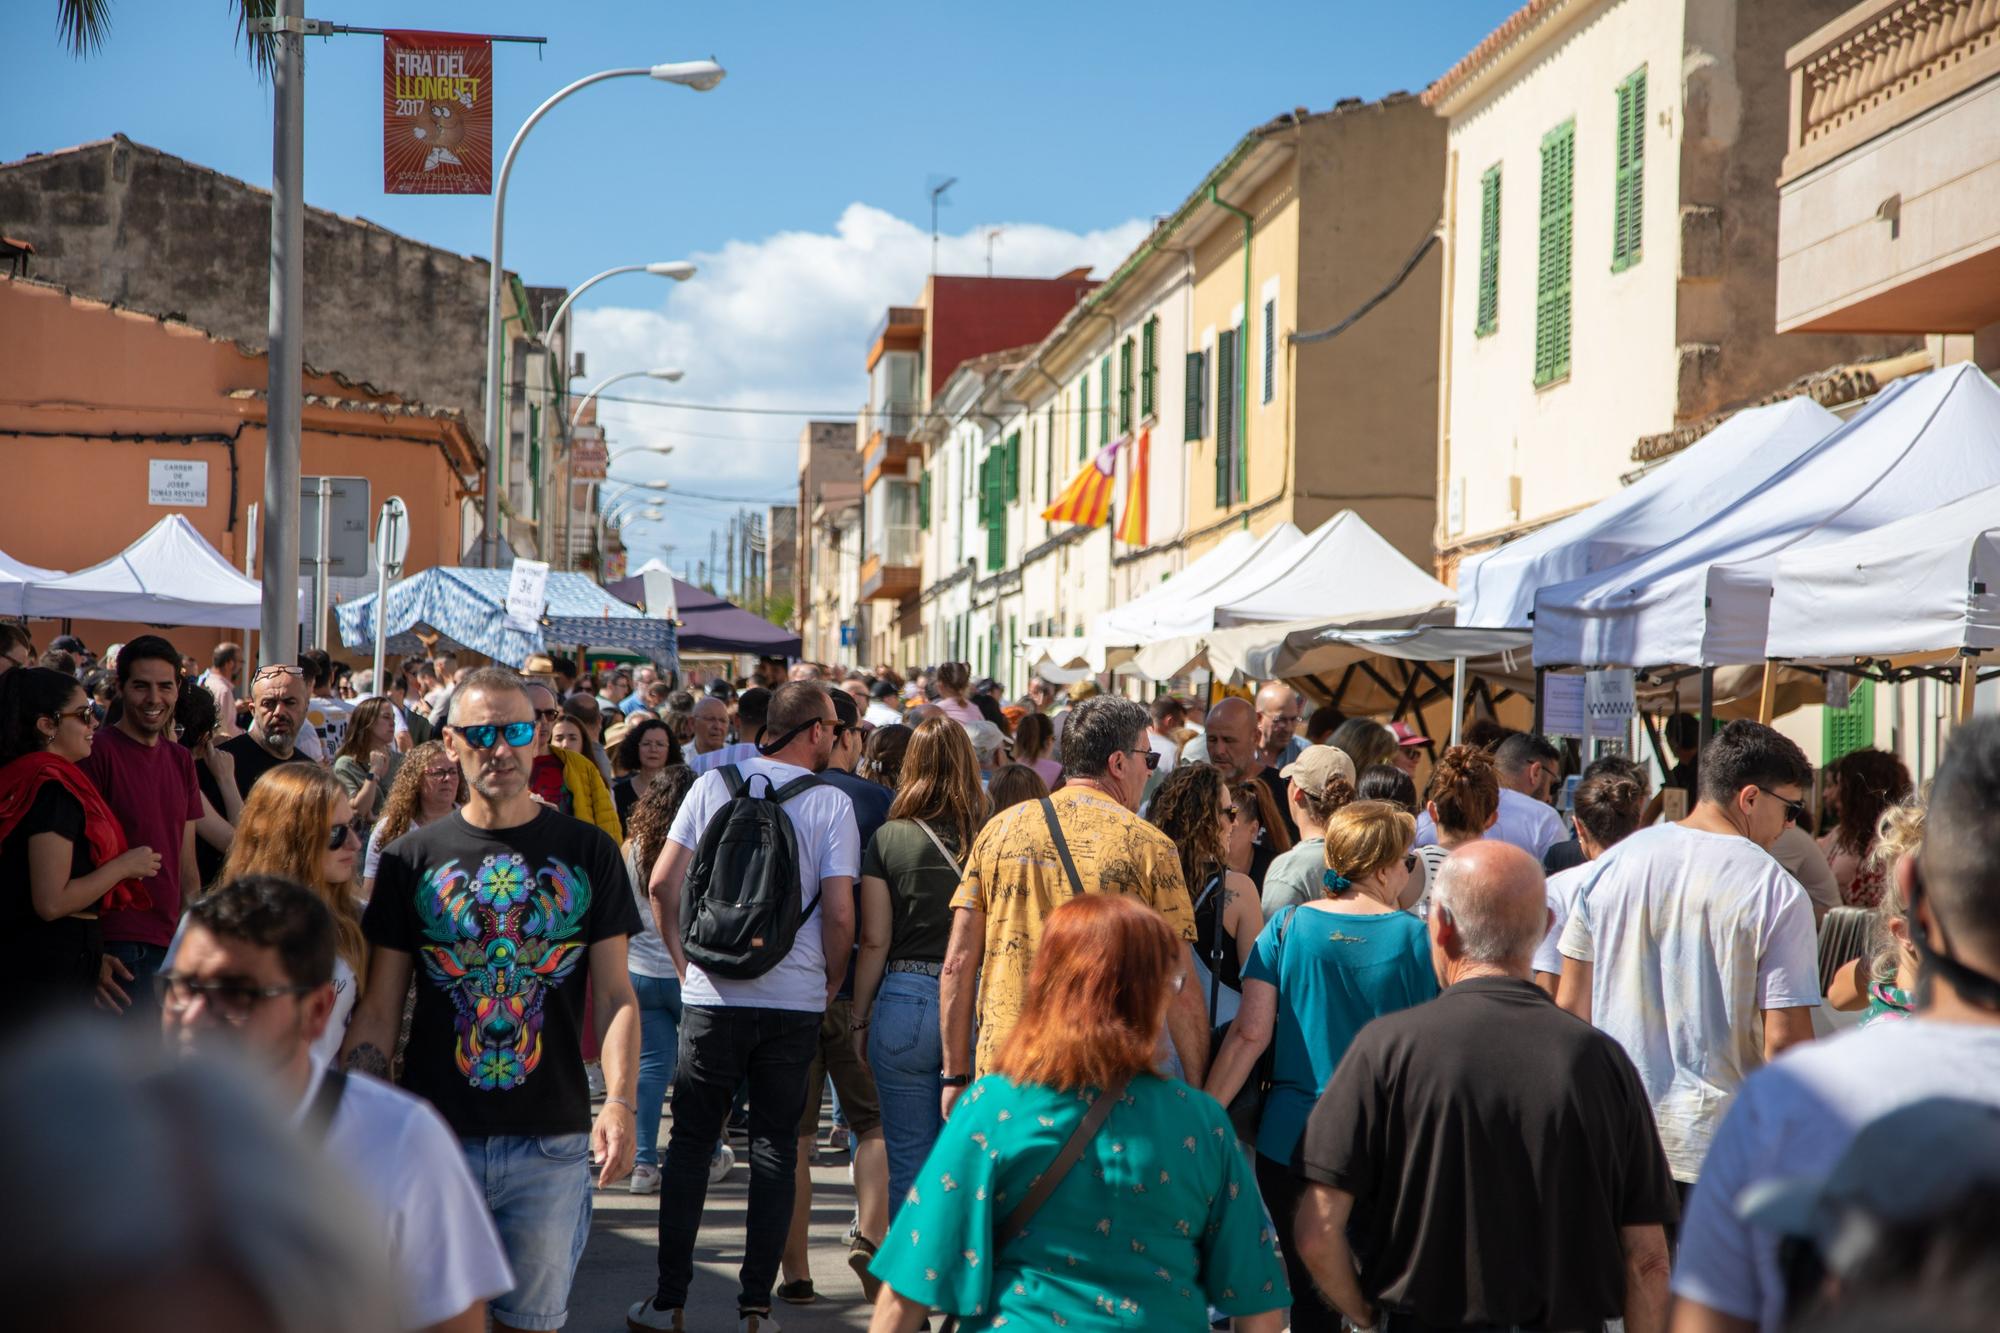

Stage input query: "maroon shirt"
[{"left": 78, "top": 724, "right": 201, "bottom": 948}]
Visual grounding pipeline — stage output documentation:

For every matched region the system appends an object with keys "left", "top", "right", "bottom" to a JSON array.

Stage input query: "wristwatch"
[{"left": 940, "top": 1074, "right": 970, "bottom": 1088}]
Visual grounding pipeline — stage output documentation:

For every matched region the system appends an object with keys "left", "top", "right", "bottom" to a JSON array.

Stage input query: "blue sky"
[{"left": 7, "top": 0, "right": 1522, "bottom": 586}]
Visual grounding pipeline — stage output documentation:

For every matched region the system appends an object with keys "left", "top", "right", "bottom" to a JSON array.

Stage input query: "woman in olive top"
[
  {"left": 1204, "top": 800, "right": 1438, "bottom": 1333},
  {"left": 851, "top": 716, "right": 987, "bottom": 1209},
  {"left": 867, "top": 893, "right": 1288, "bottom": 1333}
]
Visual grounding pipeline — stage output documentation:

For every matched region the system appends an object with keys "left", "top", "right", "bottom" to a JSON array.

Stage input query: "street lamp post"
[
  {"left": 560, "top": 368, "right": 682, "bottom": 571},
  {"left": 480, "top": 60, "right": 724, "bottom": 568}
]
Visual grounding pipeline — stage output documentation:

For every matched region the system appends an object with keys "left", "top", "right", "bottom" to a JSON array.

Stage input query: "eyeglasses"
[
  {"left": 52, "top": 704, "right": 97, "bottom": 728},
  {"left": 156, "top": 973, "right": 315, "bottom": 1021},
  {"left": 1404, "top": 853, "right": 1420, "bottom": 874},
  {"left": 450, "top": 721, "right": 536, "bottom": 750},
  {"left": 534, "top": 708, "right": 562, "bottom": 723},
  {"left": 1755, "top": 786, "right": 1809, "bottom": 823},
  {"left": 423, "top": 766, "right": 460, "bottom": 781},
  {"left": 1125, "top": 748, "right": 1162, "bottom": 771},
  {"left": 1222, "top": 806, "right": 1241, "bottom": 824},
  {"left": 326, "top": 821, "right": 364, "bottom": 852},
  {"left": 251, "top": 664, "right": 305, "bottom": 682}
]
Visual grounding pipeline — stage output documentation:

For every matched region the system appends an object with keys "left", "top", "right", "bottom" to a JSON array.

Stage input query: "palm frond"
[
  {"left": 55, "top": 0, "right": 113, "bottom": 55},
  {"left": 233, "top": 0, "right": 281, "bottom": 79}
]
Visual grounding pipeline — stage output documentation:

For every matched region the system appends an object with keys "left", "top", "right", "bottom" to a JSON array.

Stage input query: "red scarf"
[{"left": 0, "top": 751, "right": 152, "bottom": 913}]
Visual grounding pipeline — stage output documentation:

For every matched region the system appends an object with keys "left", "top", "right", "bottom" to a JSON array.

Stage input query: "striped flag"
[
  {"left": 1042, "top": 435, "right": 1123, "bottom": 529},
  {"left": 1117, "top": 427, "right": 1149, "bottom": 547}
]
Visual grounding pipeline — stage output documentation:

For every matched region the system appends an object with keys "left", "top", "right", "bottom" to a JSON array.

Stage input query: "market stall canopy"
[
  {"left": 0, "top": 547, "right": 65, "bottom": 618},
  {"left": 23, "top": 514, "right": 268, "bottom": 628},
  {"left": 604, "top": 559, "right": 680, "bottom": 624},
  {"left": 1533, "top": 363, "right": 2000, "bottom": 669},
  {"left": 1767, "top": 480, "right": 2000, "bottom": 662},
  {"left": 1454, "top": 397, "right": 1839, "bottom": 629},
  {"left": 337, "top": 566, "right": 675, "bottom": 667},
  {"left": 663, "top": 580, "right": 800, "bottom": 658}
]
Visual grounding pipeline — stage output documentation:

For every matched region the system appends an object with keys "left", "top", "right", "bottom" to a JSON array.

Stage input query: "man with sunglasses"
[
  {"left": 1556, "top": 720, "right": 1820, "bottom": 1218},
  {"left": 165, "top": 875, "right": 513, "bottom": 1331},
  {"left": 343, "top": 666, "right": 641, "bottom": 1333},
  {"left": 220, "top": 663, "right": 310, "bottom": 802}
]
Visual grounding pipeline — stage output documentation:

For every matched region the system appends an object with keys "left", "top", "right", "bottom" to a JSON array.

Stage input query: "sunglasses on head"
[{"left": 451, "top": 721, "right": 537, "bottom": 750}]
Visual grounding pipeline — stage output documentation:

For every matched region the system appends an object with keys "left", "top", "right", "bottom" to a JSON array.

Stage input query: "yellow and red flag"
[
  {"left": 1042, "top": 436, "right": 1122, "bottom": 529},
  {"left": 1118, "top": 427, "right": 1149, "bottom": 547}
]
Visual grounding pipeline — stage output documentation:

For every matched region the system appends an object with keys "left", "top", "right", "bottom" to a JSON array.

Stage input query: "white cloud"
[{"left": 572, "top": 203, "right": 1148, "bottom": 583}]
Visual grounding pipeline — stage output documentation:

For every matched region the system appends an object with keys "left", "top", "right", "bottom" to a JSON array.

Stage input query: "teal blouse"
[{"left": 870, "top": 1072, "right": 1289, "bottom": 1329}]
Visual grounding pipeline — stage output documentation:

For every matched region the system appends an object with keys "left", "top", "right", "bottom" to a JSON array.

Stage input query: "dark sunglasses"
[
  {"left": 1755, "top": 785, "right": 1809, "bottom": 823},
  {"left": 156, "top": 973, "right": 315, "bottom": 1020},
  {"left": 1405, "top": 852, "right": 1420, "bottom": 874},
  {"left": 451, "top": 721, "right": 537, "bottom": 750},
  {"left": 534, "top": 708, "right": 562, "bottom": 723},
  {"left": 52, "top": 704, "right": 97, "bottom": 727},
  {"left": 1126, "top": 747, "right": 1162, "bottom": 771},
  {"left": 326, "top": 821, "right": 365, "bottom": 852}
]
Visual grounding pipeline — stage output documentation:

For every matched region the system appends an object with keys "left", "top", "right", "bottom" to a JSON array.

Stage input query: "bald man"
[
  {"left": 1253, "top": 682, "right": 1307, "bottom": 770},
  {"left": 1201, "top": 696, "right": 1300, "bottom": 846},
  {"left": 1291, "top": 842, "right": 1676, "bottom": 1333}
]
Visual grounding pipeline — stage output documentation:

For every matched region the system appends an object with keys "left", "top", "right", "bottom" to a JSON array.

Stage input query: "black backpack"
[{"left": 681, "top": 764, "right": 822, "bottom": 980}]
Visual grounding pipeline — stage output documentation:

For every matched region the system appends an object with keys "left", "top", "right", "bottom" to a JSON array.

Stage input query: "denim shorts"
[{"left": 462, "top": 1132, "right": 594, "bottom": 1330}]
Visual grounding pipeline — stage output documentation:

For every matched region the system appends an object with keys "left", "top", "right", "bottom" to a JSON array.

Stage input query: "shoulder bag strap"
[
  {"left": 720, "top": 764, "right": 746, "bottom": 799},
  {"left": 912, "top": 817, "right": 963, "bottom": 875},
  {"left": 770, "top": 773, "right": 821, "bottom": 803},
  {"left": 993, "top": 1072, "right": 1131, "bottom": 1248},
  {"left": 1038, "top": 797, "right": 1085, "bottom": 897}
]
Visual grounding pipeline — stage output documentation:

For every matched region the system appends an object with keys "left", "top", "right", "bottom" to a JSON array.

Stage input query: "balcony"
[
  {"left": 859, "top": 551, "right": 920, "bottom": 603},
  {"left": 1776, "top": 0, "right": 2000, "bottom": 333},
  {"left": 859, "top": 401, "right": 923, "bottom": 486}
]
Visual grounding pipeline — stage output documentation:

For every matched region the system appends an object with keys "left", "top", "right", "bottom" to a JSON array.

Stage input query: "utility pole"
[
  {"left": 708, "top": 530, "right": 717, "bottom": 590},
  {"left": 929, "top": 176, "right": 956, "bottom": 276},
  {"left": 258, "top": 0, "right": 305, "bottom": 669}
]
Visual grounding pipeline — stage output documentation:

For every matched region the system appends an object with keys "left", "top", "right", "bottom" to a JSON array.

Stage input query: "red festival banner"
[{"left": 383, "top": 31, "right": 494, "bottom": 194}]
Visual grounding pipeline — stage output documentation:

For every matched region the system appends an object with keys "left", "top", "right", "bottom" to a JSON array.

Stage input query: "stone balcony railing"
[{"left": 1783, "top": 0, "right": 2000, "bottom": 180}]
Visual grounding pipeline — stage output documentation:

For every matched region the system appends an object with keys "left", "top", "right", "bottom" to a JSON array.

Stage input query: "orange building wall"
[{"left": 0, "top": 278, "right": 476, "bottom": 662}]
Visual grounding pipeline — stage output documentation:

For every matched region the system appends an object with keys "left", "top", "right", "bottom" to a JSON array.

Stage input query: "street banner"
[{"left": 384, "top": 31, "right": 494, "bottom": 194}]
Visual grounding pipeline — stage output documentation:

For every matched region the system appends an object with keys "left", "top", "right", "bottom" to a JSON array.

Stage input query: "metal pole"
[
  {"left": 1532, "top": 666, "right": 1546, "bottom": 735},
  {"left": 1699, "top": 666, "right": 1715, "bottom": 741},
  {"left": 258, "top": 0, "right": 304, "bottom": 667},
  {"left": 315, "top": 475, "right": 333, "bottom": 651},
  {"left": 1450, "top": 655, "right": 1466, "bottom": 747},
  {"left": 371, "top": 517, "right": 390, "bottom": 694}
]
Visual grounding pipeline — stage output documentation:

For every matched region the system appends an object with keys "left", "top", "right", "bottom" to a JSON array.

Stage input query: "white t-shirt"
[
  {"left": 1415, "top": 786, "right": 1567, "bottom": 860},
  {"left": 666, "top": 757, "right": 860, "bottom": 1012},
  {"left": 1558, "top": 822, "right": 1820, "bottom": 1181},
  {"left": 1671, "top": 1019, "right": 2000, "bottom": 1331},
  {"left": 297, "top": 1066, "right": 514, "bottom": 1330},
  {"left": 864, "top": 701, "right": 903, "bottom": 728},
  {"left": 307, "top": 694, "right": 353, "bottom": 756},
  {"left": 1147, "top": 729, "right": 1179, "bottom": 770},
  {"left": 685, "top": 741, "right": 762, "bottom": 776},
  {"left": 623, "top": 842, "right": 677, "bottom": 980},
  {"left": 1532, "top": 860, "right": 1594, "bottom": 977}
]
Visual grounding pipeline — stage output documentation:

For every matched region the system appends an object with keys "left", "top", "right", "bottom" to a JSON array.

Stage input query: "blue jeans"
[
  {"left": 867, "top": 970, "right": 942, "bottom": 1209},
  {"left": 462, "top": 1132, "right": 594, "bottom": 1330},
  {"left": 630, "top": 971, "right": 683, "bottom": 1168},
  {"left": 104, "top": 941, "right": 167, "bottom": 1025}
]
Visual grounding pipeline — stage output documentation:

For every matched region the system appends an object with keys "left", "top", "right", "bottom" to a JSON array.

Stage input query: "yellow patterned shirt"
[{"left": 950, "top": 785, "right": 1195, "bottom": 1073}]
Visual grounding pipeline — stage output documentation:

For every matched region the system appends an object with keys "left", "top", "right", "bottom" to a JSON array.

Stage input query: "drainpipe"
[{"left": 1208, "top": 184, "right": 1253, "bottom": 512}]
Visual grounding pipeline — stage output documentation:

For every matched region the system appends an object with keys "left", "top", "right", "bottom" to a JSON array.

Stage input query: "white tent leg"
[{"left": 1450, "top": 656, "right": 1467, "bottom": 747}]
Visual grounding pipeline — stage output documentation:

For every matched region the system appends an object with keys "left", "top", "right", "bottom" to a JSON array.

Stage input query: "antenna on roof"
[
  {"left": 928, "top": 175, "right": 957, "bottom": 276},
  {"left": 986, "top": 227, "right": 1004, "bottom": 277}
]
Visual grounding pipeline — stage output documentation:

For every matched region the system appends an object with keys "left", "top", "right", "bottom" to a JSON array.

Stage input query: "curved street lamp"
[
  {"left": 481, "top": 59, "right": 726, "bottom": 567},
  {"left": 559, "top": 368, "right": 682, "bottom": 570},
  {"left": 571, "top": 367, "right": 685, "bottom": 429},
  {"left": 542, "top": 260, "right": 697, "bottom": 353}
]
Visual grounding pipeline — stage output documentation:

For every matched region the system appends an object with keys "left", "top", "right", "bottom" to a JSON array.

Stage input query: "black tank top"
[{"left": 1192, "top": 873, "right": 1242, "bottom": 994}]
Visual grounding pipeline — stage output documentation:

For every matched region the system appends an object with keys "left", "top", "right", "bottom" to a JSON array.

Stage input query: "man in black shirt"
[
  {"left": 342, "top": 666, "right": 641, "bottom": 1333},
  {"left": 219, "top": 664, "right": 311, "bottom": 800},
  {"left": 1292, "top": 841, "right": 1676, "bottom": 1333}
]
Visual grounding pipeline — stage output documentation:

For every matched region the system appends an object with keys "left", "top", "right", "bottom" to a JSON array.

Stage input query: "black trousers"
[
  {"left": 1255, "top": 1151, "right": 1344, "bottom": 1333},
  {"left": 653, "top": 1004, "right": 820, "bottom": 1312}
]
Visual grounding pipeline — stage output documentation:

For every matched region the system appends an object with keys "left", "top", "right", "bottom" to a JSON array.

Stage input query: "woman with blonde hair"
[
  {"left": 1204, "top": 799, "right": 1437, "bottom": 1333},
  {"left": 866, "top": 894, "right": 1288, "bottom": 1333},
  {"left": 1828, "top": 800, "right": 1927, "bottom": 1026},
  {"left": 358, "top": 740, "right": 462, "bottom": 898},
  {"left": 850, "top": 716, "right": 989, "bottom": 1210},
  {"left": 212, "top": 762, "right": 368, "bottom": 1066}
]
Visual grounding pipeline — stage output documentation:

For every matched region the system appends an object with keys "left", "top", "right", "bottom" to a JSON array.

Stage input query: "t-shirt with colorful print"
[{"left": 363, "top": 807, "right": 639, "bottom": 1138}]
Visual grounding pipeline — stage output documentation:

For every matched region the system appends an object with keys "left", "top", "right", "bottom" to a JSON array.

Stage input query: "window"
[
  {"left": 1004, "top": 431, "right": 1020, "bottom": 500},
  {"left": 1214, "top": 326, "right": 1239, "bottom": 506},
  {"left": 1118, "top": 337, "right": 1134, "bottom": 435},
  {"left": 1261, "top": 299, "right": 1276, "bottom": 404},
  {"left": 1140, "top": 317, "right": 1158, "bottom": 418},
  {"left": 1476, "top": 164, "right": 1501, "bottom": 337},
  {"left": 1535, "top": 119, "right": 1576, "bottom": 387},
  {"left": 1184, "top": 349, "right": 1207, "bottom": 441},
  {"left": 1077, "top": 379, "right": 1088, "bottom": 460},
  {"left": 1613, "top": 68, "right": 1647, "bottom": 272},
  {"left": 1099, "top": 356, "right": 1111, "bottom": 446}
]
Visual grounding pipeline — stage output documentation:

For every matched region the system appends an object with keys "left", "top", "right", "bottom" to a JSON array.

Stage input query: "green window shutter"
[
  {"left": 1184, "top": 350, "right": 1206, "bottom": 441},
  {"left": 1534, "top": 120, "right": 1575, "bottom": 387},
  {"left": 1612, "top": 68, "right": 1647, "bottom": 272},
  {"left": 1099, "top": 357, "right": 1111, "bottom": 445},
  {"left": 1141, "top": 318, "right": 1157, "bottom": 417},
  {"left": 1004, "top": 431, "right": 1020, "bottom": 500},
  {"left": 1476, "top": 164, "right": 1501, "bottom": 337},
  {"left": 1261, "top": 299, "right": 1276, "bottom": 404},
  {"left": 919, "top": 470, "right": 931, "bottom": 530},
  {"left": 1118, "top": 337, "right": 1134, "bottom": 434},
  {"left": 1215, "top": 327, "right": 1238, "bottom": 506},
  {"left": 1078, "top": 380, "right": 1088, "bottom": 460},
  {"left": 1823, "top": 679, "right": 1875, "bottom": 762}
]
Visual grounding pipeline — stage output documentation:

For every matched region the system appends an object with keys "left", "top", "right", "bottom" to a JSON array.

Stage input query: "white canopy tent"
[
  {"left": 1767, "top": 480, "right": 2000, "bottom": 662},
  {"left": 1534, "top": 363, "right": 2000, "bottom": 668},
  {"left": 0, "top": 548, "right": 66, "bottom": 618},
  {"left": 23, "top": 514, "right": 270, "bottom": 629},
  {"left": 1454, "top": 397, "right": 1839, "bottom": 629}
]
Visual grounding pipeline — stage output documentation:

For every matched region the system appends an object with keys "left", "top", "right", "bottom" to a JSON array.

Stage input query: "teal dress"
[
  {"left": 1242, "top": 903, "right": 1438, "bottom": 1165},
  {"left": 871, "top": 1072, "right": 1289, "bottom": 1329}
]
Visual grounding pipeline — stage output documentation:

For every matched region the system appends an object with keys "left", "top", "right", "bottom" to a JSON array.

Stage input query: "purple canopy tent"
[{"left": 607, "top": 574, "right": 801, "bottom": 658}]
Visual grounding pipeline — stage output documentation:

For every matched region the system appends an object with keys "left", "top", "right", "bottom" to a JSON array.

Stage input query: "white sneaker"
[
  {"left": 629, "top": 1163, "right": 661, "bottom": 1195},
  {"left": 625, "top": 1297, "right": 683, "bottom": 1331},
  {"left": 709, "top": 1142, "right": 737, "bottom": 1183},
  {"left": 739, "top": 1310, "right": 781, "bottom": 1333}
]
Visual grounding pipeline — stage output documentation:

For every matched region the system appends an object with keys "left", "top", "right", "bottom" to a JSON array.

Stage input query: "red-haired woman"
[{"left": 865, "top": 894, "right": 1287, "bottom": 1333}]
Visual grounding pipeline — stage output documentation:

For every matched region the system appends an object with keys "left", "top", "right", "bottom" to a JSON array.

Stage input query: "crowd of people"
[{"left": 0, "top": 617, "right": 1993, "bottom": 1333}]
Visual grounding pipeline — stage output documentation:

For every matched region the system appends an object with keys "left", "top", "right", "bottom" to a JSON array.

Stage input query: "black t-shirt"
[
  {"left": 219, "top": 731, "right": 296, "bottom": 802},
  {"left": 187, "top": 745, "right": 227, "bottom": 892},
  {"left": 1297, "top": 977, "right": 1678, "bottom": 1329},
  {"left": 1, "top": 782, "right": 104, "bottom": 1013},
  {"left": 362, "top": 806, "right": 640, "bottom": 1137},
  {"left": 820, "top": 768, "right": 892, "bottom": 849},
  {"left": 1542, "top": 838, "right": 1586, "bottom": 875}
]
